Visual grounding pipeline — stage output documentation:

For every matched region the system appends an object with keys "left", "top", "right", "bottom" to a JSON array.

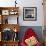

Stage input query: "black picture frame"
[{"left": 23, "top": 7, "right": 37, "bottom": 21}]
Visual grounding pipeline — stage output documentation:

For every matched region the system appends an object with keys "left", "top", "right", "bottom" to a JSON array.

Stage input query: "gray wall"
[{"left": 18, "top": 26, "right": 44, "bottom": 44}]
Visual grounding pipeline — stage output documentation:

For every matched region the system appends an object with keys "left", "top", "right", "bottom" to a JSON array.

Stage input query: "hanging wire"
[{"left": 15, "top": 0, "right": 17, "bottom": 7}]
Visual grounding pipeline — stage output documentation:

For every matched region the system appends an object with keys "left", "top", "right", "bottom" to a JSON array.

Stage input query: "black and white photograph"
[{"left": 23, "top": 7, "right": 37, "bottom": 21}]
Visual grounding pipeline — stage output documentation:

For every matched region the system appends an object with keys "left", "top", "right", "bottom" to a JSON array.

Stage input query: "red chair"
[{"left": 21, "top": 28, "right": 41, "bottom": 46}]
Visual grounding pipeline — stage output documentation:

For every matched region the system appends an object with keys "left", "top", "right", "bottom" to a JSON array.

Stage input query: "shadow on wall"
[{"left": 18, "top": 26, "right": 44, "bottom": 44}]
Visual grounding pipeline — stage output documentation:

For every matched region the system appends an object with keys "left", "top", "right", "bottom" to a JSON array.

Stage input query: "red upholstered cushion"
[
  {"left": 24, "top": 28, "right": 36, "bottom": 39},
  {"left": 21, "top": 28, "right": 41, "bottom": 46}
]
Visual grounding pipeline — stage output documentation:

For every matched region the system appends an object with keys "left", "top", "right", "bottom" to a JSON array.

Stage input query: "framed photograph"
[
  {"left": 9, "top": 10, "right": 18, "bottom": 15},
  {"left": 23, "top": 7, "right": 37, "bottom": 21},
  {"left": 2, "top": 10, "right": 9, "bottom": 15}
]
